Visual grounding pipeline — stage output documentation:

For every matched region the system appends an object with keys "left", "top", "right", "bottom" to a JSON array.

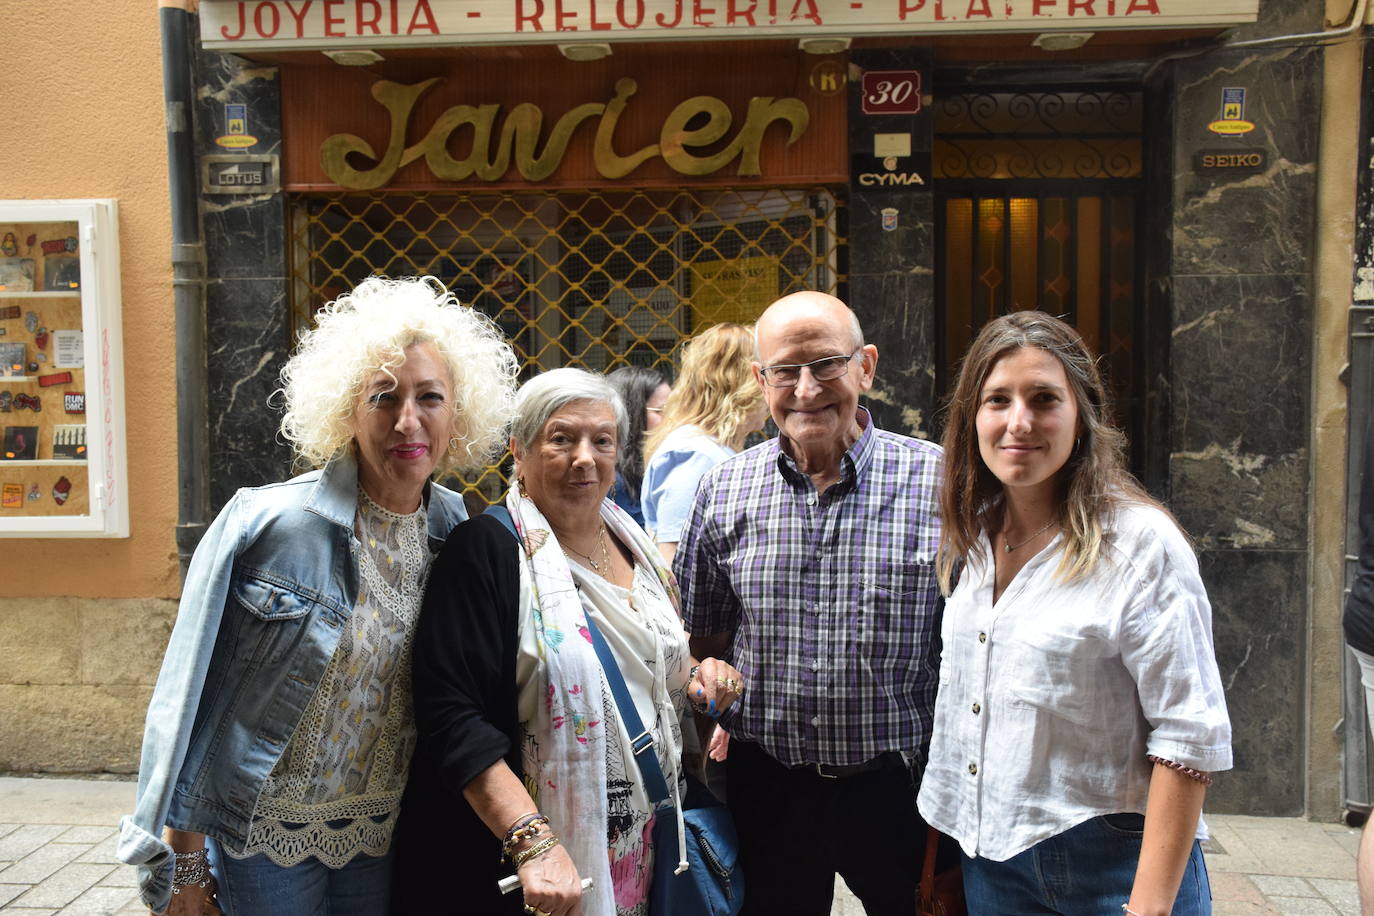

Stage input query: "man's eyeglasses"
[{"left": 758, "top": 349, "right": 861, "bottom": 388}]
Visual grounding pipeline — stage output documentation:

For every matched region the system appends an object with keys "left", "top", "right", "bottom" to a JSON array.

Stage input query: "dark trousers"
[{"left": 726, "top": 739, "right": 927, "bottom": 916}]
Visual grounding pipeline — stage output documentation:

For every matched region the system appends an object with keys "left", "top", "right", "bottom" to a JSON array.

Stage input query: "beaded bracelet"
[
  {"left": 512, "top": 835, "right": 561, "bottom": 869},
  {"left": 503, "top": 813, "right": 551, "bottom": 857},
  {"left": 171, "top": 848, "right": 211, "bottom": 894},
  {"left": 1147, "top": 754, "right": 1214, "bottom": 786}
]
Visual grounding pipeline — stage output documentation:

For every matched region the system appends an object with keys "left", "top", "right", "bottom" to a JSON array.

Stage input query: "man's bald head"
[{"left": 754, "top": 291, "right": 864, "bottom": 360}]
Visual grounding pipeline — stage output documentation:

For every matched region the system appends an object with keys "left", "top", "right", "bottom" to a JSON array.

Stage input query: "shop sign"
[
  {"left": 200, "top": 0, "right": 1260, "bottom": 51},
  {"left": 1207, "top": 86, "right": 1255, "bottom": 136},
  {"left": 862, "top": 71, "right": 921, "bottom": 116},
  {"left": 203, "top": 155, "right": 281, "bottom": 194},
  {"left": 217, "top": 103, "right": 259, "bottom": 149},
  {"left": 852, "top": 130, "right": 930, "bottom": 193},
  {"left": 321, "top": 77, "right": 810, "bottom": 188},
  {"left": 1192, "top": 148, "right": 1267, "bottom": 176},
  {"left": 690, "top": 256, "right": 778, "bottom": 327}
]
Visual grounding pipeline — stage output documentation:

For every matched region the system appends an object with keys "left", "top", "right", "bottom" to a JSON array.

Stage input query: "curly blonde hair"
[
  {"left": 643, "top": 323, "right": 764, "bottom": 463},
  {"left": 278, "top": 276, "right": 518, "bottom": 475}
]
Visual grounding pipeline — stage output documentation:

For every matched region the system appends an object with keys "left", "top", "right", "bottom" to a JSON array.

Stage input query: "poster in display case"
[{"left": 0, "top": 200, "right": 127, "bottom": 537}]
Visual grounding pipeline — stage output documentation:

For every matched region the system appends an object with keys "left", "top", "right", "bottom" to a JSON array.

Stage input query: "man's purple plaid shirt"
[{"left": 675, "top": 410, "right": 943, "bottom": 767}]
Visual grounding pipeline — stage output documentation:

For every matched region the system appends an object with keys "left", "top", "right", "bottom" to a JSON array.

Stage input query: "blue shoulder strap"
[
  {"left": 582, "top": 611, "right": 673, "bottom": 807},
  {"left": 483, "top": 503, "right": 672, "bottom": 807},
  {"left": 484, "top": 504, "right": 518, "bottom": 541}
]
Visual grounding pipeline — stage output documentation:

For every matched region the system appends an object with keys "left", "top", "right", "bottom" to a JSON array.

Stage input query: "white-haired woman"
[
  {"left": 118, "top": 276, "right": 518, "bottom": 916},
  {"left": 394, "top": 368, "right": 744, "bottom": 916}
]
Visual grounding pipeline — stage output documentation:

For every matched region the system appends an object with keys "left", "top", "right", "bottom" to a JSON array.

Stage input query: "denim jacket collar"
[{"left": 306, "top": 450, "right": 458, "bottom": 547}]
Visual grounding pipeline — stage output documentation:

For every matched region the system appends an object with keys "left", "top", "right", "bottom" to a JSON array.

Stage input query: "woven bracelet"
[{"left": 1147, "top": 754, "right": 1214, "bottom": 786}]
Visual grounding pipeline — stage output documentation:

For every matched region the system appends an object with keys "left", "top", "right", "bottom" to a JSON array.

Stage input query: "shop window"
[
  {"left": 0, "top": 199, "right": 128, "bottom": 537},
  {"left": 288, "top": 187, "right": 842, "bottom": 505}
]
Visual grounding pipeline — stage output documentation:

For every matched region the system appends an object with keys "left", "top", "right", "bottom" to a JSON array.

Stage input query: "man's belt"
[{"left": 794, "top": 751, "right": 907, "bottom": 779}]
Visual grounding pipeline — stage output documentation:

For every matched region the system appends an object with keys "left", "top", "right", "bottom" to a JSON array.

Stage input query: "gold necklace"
[
  {"left": 1003, "top": 519, "right": 1056, "bottom": 553},
  {"left": 564, "top": 525, "right": 613, "bottom": 579}
]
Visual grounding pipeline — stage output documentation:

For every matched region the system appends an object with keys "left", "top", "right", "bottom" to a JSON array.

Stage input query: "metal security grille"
[{"left": 288, "top": 187, "right": 843, "bottom": 506}]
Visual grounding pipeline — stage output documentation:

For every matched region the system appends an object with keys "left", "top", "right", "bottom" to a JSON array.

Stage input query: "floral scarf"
[{"left": 505, "top": 487, "right": 686, "bottom": 916}]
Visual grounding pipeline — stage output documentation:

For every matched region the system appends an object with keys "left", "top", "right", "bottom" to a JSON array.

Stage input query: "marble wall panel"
[
  {"left": 1171, "top": 48, "right": 1320, "bottom": 279},
  {"left": 1169, "top": 274, "right": 1309, "bottom": 549},
  {"left": 850, "top": 271, "right": 937, "bottom": 441},
  {"left": 202, "top": 195, "right": 287, "bottom": 280},
  {"left": 1165, "top": 39, "right": 1319, "bottom": 815},
  {"left": 205, "top": 278, "right": 293, "bottom": 510},
  {"left": 195, "top": 51, "right": 293, "bottom": 511},
  {"left": 1201, "top": 548, "right": 1306, "bottom": 815},
  {"left": 1170, "top": 274, "right": 1310, "bottom": 454}
]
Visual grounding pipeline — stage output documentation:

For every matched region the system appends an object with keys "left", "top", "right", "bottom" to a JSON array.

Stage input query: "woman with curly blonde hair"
[
  {"left": 119, "top": 276, "right": 518, "bottom": 916},
  {"left": 641, "top": 322, "right": 768, "bottom": 561}
]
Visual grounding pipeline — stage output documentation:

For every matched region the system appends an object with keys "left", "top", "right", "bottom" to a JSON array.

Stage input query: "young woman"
[
  {"left": 917, "top": 311, "right": 1232, "bottom": 916},
  {"left": 639, "top": 323, "right": 767, "bottom": 563}
]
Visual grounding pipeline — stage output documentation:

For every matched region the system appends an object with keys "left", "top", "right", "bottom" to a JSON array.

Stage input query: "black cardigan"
[{"left": 392, "top": 513, "right": 526, "bottom": 913}]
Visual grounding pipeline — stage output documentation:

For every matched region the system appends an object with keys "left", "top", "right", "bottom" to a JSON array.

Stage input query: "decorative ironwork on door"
[{"left": 934, "top": 89, "right": 1144, "bottom": 459}]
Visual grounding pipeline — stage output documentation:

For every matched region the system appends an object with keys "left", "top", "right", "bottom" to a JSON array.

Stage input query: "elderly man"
[{"left": 675, "top": 290, "right": 942, "bottom": 914}]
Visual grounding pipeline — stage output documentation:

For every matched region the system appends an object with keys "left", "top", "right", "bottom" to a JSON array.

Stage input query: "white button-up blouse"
[{"left": 917, "top": 502, "right": 1233, "bottom": 862}]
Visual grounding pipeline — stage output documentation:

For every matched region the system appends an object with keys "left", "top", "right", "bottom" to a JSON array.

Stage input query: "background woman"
[
  {"left": 917, "top": 311, "right": 1232, "bottom": 915},
  {"left": 640, "top": 323, "right": 767, "bottom": 562},
  {"left": 394, "top": 368, "right": 743, "bottom": 916},
  {"left": 118, "top": 276, "right": 517, "bottom": 915},
  {"left": 606, "top": 365, "right": 670, "bottom": 526}
]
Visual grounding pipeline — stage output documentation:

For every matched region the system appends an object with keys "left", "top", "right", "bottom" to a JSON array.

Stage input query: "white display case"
[{"left": 0, "top": 199, "right": 128, "bottom": 537}]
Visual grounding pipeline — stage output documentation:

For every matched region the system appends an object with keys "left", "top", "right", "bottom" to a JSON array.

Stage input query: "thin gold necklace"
[
  {"left": 564, "top": 525, "right": 612, "bottom": 579},
  {"left": 1003, "top": 519, "right": 1056, "bottom": 553}
]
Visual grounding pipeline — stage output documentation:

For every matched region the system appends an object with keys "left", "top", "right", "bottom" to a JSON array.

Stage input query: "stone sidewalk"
[{"left": 0, "top": 776, "right": 1364, "bottom": 914}]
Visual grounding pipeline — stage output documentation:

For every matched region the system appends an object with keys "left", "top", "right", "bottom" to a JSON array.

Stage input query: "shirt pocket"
[
  {"left": 1002, "top": 630, "right": 1105, "bottom": 728},
  {"left": 227, "top": 573, "right": 327, "bottom": 664},
  {"left": 860, "top": 561, "right": 932, "bottom": 598},
  {"left": 857, "top": 561, "right": 936, "bottom": 669}
]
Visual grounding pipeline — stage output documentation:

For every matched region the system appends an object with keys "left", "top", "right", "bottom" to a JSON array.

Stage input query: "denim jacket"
[{"left": 116, "top": 454, "right": 467, "bottom": 913}]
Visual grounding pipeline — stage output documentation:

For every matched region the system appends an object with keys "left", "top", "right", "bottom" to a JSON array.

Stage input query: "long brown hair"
[
  {"left": 936, "top": 310, "right": 1158, "bottom": 593},
  {"left": 643, "top": 323, "right": 764, "bottom": 463}
]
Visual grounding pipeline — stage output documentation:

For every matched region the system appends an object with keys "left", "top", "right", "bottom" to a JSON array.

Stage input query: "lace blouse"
[{"left": 229, "top": 489, "right": 433, "bottom": 867}]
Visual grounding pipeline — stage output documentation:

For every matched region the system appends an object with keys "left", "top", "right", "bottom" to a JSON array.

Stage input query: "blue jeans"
[
  {"left": 961, "top": 814, "right": 1212, "bottom": 915},
  {"left": 205, "top": 838, "right": 393, "bottom": 916}
]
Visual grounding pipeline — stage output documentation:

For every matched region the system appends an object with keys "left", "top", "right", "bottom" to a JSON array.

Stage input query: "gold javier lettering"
[{"left": 320, "top": 77, "right": 810, "bottom": 188}]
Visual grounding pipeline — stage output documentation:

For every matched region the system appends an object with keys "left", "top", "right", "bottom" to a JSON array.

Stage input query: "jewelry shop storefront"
[{"left": 186, "top": 0, "right": 1344, "bottom": 818}]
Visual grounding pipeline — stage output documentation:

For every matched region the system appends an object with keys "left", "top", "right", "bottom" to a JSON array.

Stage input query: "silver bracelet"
[
  {"left": 1121, "top": 904, "right": 1144, "bottom": 916},
  {"left": 172, "top": 848, "right": 211, "bottom": 894}
]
